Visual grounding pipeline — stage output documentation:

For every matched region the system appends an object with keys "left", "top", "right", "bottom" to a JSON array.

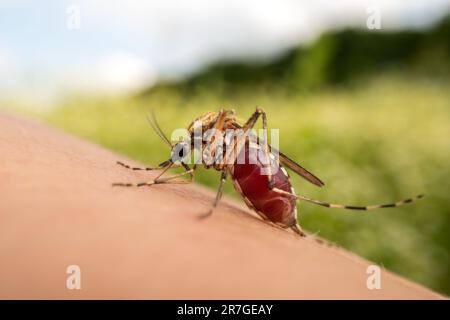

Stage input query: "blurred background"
[{"left": 0, "top": 0, "right": 449, "bottom": 295}]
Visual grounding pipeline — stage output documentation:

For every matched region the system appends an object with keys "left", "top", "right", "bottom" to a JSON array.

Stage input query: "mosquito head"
[{"left": 171, "top": 141, "right": 191, "bottom": 164}]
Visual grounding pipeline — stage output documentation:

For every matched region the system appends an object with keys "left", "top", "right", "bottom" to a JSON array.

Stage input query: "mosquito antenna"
[{"left": 147, "top": 110, "right": 172, "bottom": 148}]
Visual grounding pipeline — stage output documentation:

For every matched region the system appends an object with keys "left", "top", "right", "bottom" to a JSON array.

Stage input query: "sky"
[{"left": 0, "top": 0, "right": 449, "bottom": 102}]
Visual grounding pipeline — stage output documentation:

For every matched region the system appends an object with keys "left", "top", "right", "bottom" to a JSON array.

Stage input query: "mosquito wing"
[{"left": 276, "top": 149, "right": 325, "bottom": 187}]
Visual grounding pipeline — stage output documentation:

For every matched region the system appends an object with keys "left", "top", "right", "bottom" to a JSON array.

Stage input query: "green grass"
[{"left": 7, "top": 74, "right": 449, "bottom": 295}]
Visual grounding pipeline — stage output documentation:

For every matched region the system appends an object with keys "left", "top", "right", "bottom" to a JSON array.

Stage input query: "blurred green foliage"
[
  {"left": 7, "top": 17, "right": 449, "bottom": 295},
  {"left": 144, "top": 16, "right": 449, "bottom": 95}
]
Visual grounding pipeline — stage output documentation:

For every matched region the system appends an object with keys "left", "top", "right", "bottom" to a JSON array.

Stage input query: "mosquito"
[{"left": 113, "top": 108, "right": 424, "bottom": 237}]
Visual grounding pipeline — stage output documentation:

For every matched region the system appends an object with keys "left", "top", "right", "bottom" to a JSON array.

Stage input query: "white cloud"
[
  {"left": 77, "top": 0, "right": 450, "bottom": 76},
  {"left": 60, "top": 52, "right": 157, "bottom": 95},
  {"left": 0, "top": 0, "right": 449, "bottom": 102}
]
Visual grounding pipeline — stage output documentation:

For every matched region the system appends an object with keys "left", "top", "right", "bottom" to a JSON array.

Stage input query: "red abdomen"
[{"left": 231, "top": 144, "right": 297, "bottom": 227}]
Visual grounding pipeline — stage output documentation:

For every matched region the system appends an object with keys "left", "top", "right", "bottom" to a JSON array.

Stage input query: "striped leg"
[
  {"left": 272, "top": 188, "right": 425, "bottom": 211},
  {"left": 116, "top": 160, "right": 179, "bottom": 171},
  {"left": 113, "top": 163, "right": 196, "bottom": 187},
  {"left": 272, "top": 188, "right": 424, "bottom": 241}
]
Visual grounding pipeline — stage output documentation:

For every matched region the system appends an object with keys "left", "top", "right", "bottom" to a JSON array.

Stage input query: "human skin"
[{"left": 0, "top": 113, "right": 443, "bottom": 299}]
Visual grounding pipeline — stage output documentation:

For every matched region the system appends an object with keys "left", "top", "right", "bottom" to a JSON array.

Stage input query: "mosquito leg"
[
  {"left": 112, "top": 169, "right": 194, "bottom": 187},
  {"left": 220, "top": 109, "right": 262, "bottom": 170},
  {"left": 242, "top": 107, "right": 274, "bottom": 189},
  {"left": 213, "top": 109, "right": 228, "bottom": 129},
  {"left": 181, "top": 163, "right": 196, "bottom": 182},
  {"left": 198, "top": 171, "right": 228, "bottom": 219},
  {"left": 271, "top": 187, "right": 425, "bottom": 211},
  {"left": 116, "top": 160, "right": 177, "bottom": 171},
  {"left": 113, "top": 162, "right": 172, "bottom": 186},
  {"left": 272, "top": 185, "right": 423, "bottom": 244},
  {"left": 241, "top": 107, "right": 263, "bottom": 131},
  {"left": 290, "top": 215, "right": 335, "bottom": 246},
  {"left": 203, "top": 110, "right": 227, "bottom": 167},
  {"left": 113, "top": 164, "right": 196, "bottom": 187},
  {"left": 291, "top": 224, "right": 335, "bottom": 246},
  {"left": 260, "top": 109, "right": 274, "bottom": 189},
  {"left": 291, "top": 224, "right": 307, "bottom": 237}
]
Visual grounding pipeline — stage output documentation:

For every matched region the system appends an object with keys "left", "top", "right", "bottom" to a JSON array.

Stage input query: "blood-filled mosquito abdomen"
[{"left": 231, "top": 144, "right": 297, "bottom": 227}]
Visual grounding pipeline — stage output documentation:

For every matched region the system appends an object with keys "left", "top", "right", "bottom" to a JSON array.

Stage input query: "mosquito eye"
[{"left": 172, "top": 143, "right": 189, "bottom": 163}]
